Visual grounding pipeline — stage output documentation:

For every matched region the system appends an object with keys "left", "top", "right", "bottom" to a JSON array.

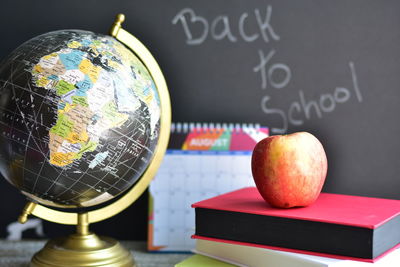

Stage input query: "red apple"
[{"left": 251, "top": 132, "right": 327, "bottom": 208}]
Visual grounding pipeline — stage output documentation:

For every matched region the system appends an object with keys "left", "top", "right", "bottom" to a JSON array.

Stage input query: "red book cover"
[{"left": 192, "top": 187, "right": 400, "bottom": 262}]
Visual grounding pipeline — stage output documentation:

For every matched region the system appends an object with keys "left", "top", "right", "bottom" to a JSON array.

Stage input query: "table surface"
[{"left": 0, "top": 240, "right": 191, "bottom": 267}]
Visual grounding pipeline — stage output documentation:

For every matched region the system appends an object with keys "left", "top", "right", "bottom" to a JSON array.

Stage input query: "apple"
[{"left": 251, "top": 132, "right": 327, "bottom": 208}]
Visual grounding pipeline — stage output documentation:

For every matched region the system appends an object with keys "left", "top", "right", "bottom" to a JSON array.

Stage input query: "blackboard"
[{"left": 0, "top": 0, "right": 399, "bottom": 241}]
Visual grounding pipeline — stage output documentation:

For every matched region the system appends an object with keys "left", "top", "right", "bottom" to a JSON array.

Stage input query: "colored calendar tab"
[{"left": 181, "top": 124, "right": 269, "bottom": 151}]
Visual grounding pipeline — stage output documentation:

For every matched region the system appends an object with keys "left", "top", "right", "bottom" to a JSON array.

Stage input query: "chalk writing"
[
  {"left": 262, "top": 62, "right": 362, "bottom": 134},
  {"left": 253, "top": 49, "right": 291, "bottom": 90},
  {"left": 211, "top": 16, "right": 237, "bottom": 42},
  {"left": 173, "top": 5, "right": 364, "bottom": 134},
  {"left": 172, "top": 5, "right": 279, "bottom": 45},
  {"left": 172, "top": 8, "right": 208, "bottom": 45}
]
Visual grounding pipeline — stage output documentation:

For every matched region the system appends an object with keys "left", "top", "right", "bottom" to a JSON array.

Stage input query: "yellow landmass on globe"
[
  {"left": 66, "top": 130, "right": 89, "bottom": 144},
  {"left": 43, "top": 53, "right": 58, "bottom": 59},
  {"left": 36, "top": 77, "right": 50, "bottom": 88},
  {"left": 67, "top": 41, "right": 82, "bottom": 49},
  {"left": 50, "top": 151, "right": 77, "bottom": 167},
  {"left": 33, "top": 64, "right": 43, "bottom": 74},
  {"left": 79, "top": 59, "right": 101, "bottom": 83},
  {"left": 59, "top": 103, "right": 75, "bottom": 114}
]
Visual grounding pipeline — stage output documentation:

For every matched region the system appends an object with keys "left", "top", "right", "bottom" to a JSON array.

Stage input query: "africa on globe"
[{"left": 0, "top": 30, "right": 161, "bottom": 208}]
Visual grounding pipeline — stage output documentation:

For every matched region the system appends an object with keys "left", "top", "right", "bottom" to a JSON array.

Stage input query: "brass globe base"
[
  {"left": 26, "top": 213, "right": 136, "bottom": 267},
  {"left": 30, "top": 233, "right": 135, "bottom": 267}
]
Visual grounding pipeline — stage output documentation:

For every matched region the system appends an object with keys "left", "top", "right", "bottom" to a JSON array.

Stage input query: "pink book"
[{"left": 192, "top": 187, "right": 400, "bottom": 262}]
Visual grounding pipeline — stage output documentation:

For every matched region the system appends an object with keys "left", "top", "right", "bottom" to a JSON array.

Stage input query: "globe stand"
[
  {"left": 14, "top": 14, "right": 172, "bottom": 267},
  {"left": 26, "top": 213, "right": 135, "bottom": 267}
]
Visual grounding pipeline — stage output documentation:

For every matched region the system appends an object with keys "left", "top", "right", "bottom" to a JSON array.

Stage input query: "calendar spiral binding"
[{"left": 170, "top": 122, "right": 263, "bottom": 134}]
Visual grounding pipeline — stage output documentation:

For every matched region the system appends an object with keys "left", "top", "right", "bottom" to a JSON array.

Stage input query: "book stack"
[{"left": 181, "top": 187, "right": 400, "bottom": 267}]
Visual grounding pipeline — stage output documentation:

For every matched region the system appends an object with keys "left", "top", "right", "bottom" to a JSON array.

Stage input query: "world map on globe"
[{"left": 0, "top": 30, "right": 161, "bottom": 208}]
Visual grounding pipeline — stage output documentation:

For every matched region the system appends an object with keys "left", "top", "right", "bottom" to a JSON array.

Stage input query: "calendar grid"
[{"left": 149, "top": 151, "right": 256, "bottom": 251}]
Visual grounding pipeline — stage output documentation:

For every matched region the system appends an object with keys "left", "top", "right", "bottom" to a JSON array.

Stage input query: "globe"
[{"left": 0, "top": 30, "right": 161, "bottom": 208}]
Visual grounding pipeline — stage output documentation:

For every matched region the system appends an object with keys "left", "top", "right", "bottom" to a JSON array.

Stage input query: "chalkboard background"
[{"left": 0, "top": 0, "right": 399, "bottom": 241}]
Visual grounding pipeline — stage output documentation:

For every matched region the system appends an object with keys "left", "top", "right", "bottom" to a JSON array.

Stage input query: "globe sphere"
[{"left": 0, "top": 30, "right": 161, "bottom": 208}]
